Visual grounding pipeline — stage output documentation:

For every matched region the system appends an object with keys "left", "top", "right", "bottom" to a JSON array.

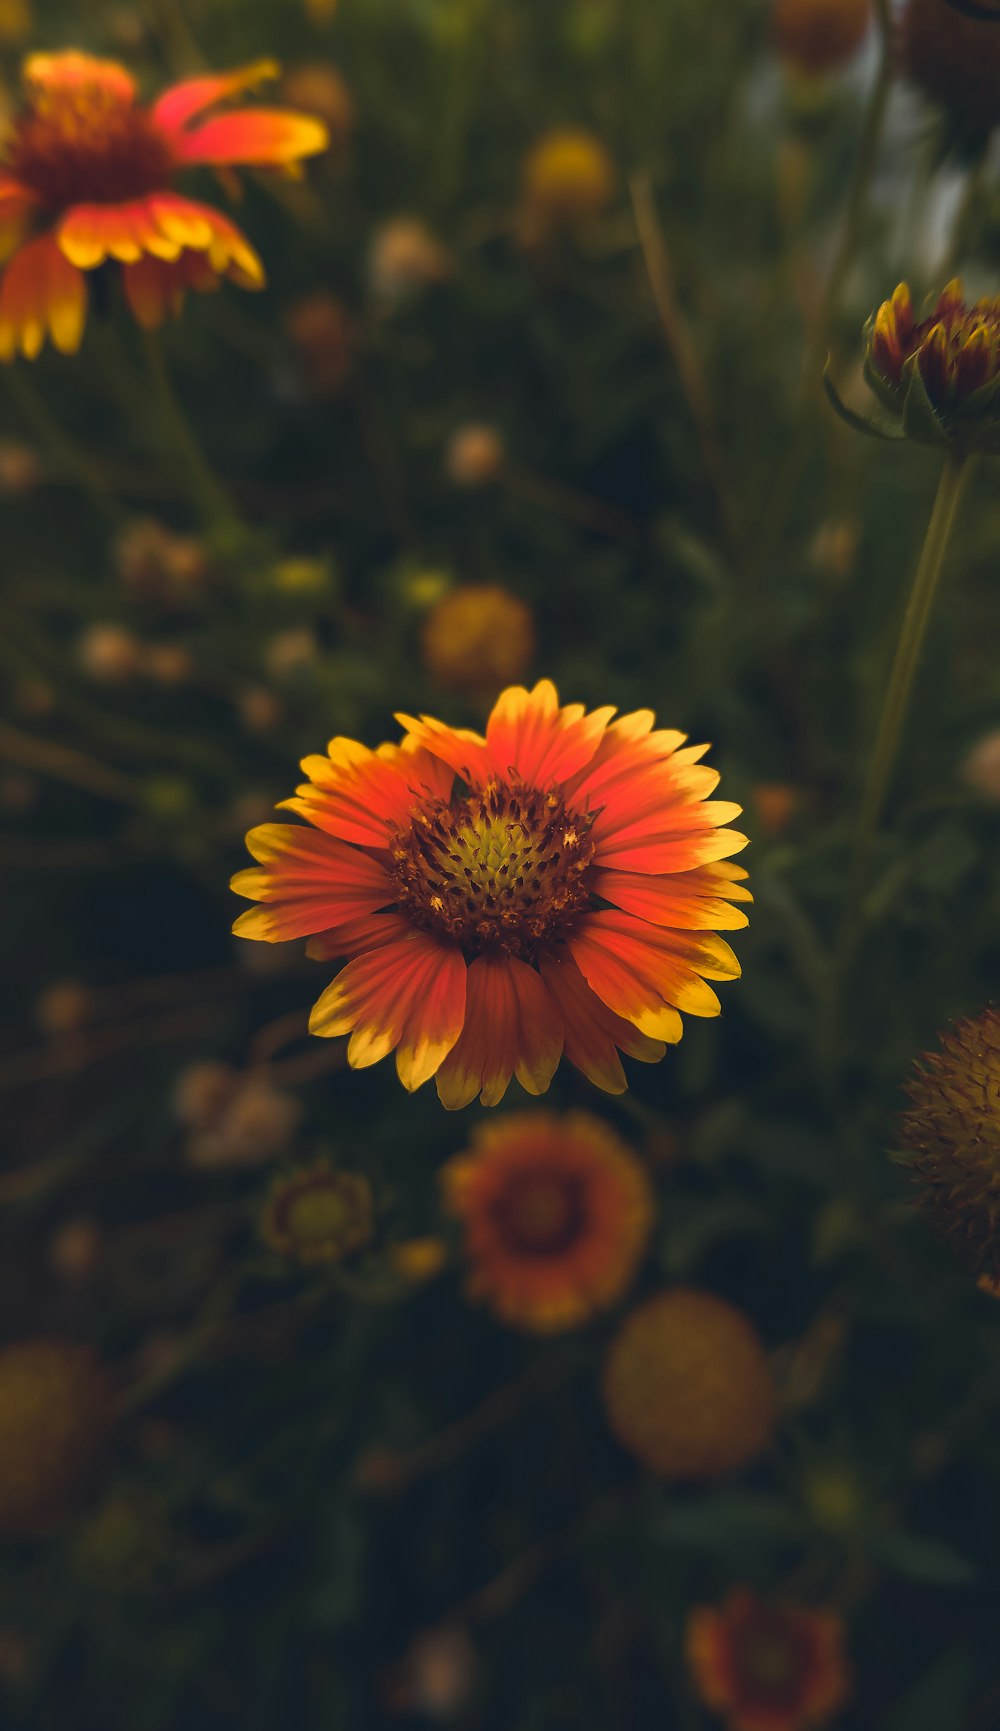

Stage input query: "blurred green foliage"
[{"left": 2, "top": 0, "right": 1000, "bottom": 1727}]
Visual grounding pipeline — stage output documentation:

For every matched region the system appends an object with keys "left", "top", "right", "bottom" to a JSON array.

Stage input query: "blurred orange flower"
[
  {"left": 687, "top": 1589, "right": 850, "bottom": 1731},
  {"left": 0, "top": 50, "right": 328, "bottom": 359},
  {"left": 442, "top": 1110, "right": 653, "bottom": 1332},
  {"left": 232, "top": 679, "right": 750, "bottom": 1107},
  {"left": 772, "top": 0, "right": 871, "bottom": 76}
]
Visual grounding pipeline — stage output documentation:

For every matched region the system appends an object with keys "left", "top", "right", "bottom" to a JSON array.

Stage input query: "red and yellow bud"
[{"left": 832, "top": 279, "right": 1000, "bottom": 451}]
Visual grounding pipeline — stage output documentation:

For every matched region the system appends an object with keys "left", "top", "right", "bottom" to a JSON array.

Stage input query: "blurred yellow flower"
[
  {"left": 519, "top": 128, "right": 615, "bottom": 241},
  {"left": 421, "top": 583, "right": 535, "bottom": 697},
  {"left": 603, "top": 1289, "right": 775, "bottom": 1478},
  {"left": 0, "top": 0, "right": 30, "bottom": 45},
  {"left": 261, "top": 1159, "right": 374, "bottom": 1265},
  {"left": 0, "top": 1339, "right": 115, "bottom": 1536}
]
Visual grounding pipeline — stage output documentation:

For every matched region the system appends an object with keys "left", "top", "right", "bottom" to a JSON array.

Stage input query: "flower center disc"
[
  {"left": 282, "top": 1180, "right": 354, "bottom": 1248},
  {"left": 740, "top": 1631, "right": 797, "bottom": 1693},
  {"left": 493, "top": 1173, "right": 586, "bottom": 1256},
  {"left": 389, "top": 778, "right": 596, "bottom": 959},
  {"left": 9, "top": 78, "right": 175, "bottom": 208}
]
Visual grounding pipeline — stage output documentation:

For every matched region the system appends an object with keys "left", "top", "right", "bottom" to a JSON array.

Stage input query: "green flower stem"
[
  {"left": 846, "top": 446, "right": 971, "bottom": 936},
  {"left": 140, "top": 329, "right": 249, "bottom": 550}
]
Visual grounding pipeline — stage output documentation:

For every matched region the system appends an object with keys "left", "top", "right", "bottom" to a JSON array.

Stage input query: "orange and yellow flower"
[
  {"left": 686, "top": 1589, "right": 850, "bottom": 1731},
  {"left": 0, "top": 50, "right": 328, "bottom": 359},
  {"left": 442, "top": 1110, "right": 653, "bottom": 1331},
  {"left": 231, "top": 679, "right": 750, "bottom": 1108}
]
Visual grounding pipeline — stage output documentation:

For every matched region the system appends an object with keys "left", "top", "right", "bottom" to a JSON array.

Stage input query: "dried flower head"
[
  {"left": 114, "top": 518, "right": 211, "bottom": 603},
  {"left": 77, "top": 622, "right": 143, "bottom": 682},
  {"left": 902, "top": 0, "right": 1000, "bottom": 151},
  {"left": 687, "top": 1589, "right": 850, "bottom": 1731},
  {"left": 231, "top": 680, "right": 750, "bottom": 1107},
  {"left": 0, "top": 51, "right": 328, "bottom": 358},
  {"left": 369, "top": 216, "right": 452, "bottom": 302},
  {"left": 603, "top": 1289, "right": 775, "bottom": 1479},
  {"left": 960, "top": 731, "right": 1000, "bottom": 801},
  {"left": 858, "top": 280, "right": 1000, "bottom": 451},
  {"left": 0, "top": 1339, "right": 115, "bottom": 1536},
  {"left": 772, "top": 0, "right": 872, "bottom": 76},
  {"left": 261, "top": 1159, "right": 374, "bottom": 1264},
  {"left": 444, "top": 423, "right": 506, "bottom": 488},
  {"left": 443, "top": 1110, "right": 654, "bottom": 1332},
  {"left": 286, "top": 291, "right": 357, "bottom": 396},
  {"left": 421, "top": 584, "right": 535, "bottom": 696},
  {"left": 897, "top": 1007, "right": 1000, "bottom": 1280}
]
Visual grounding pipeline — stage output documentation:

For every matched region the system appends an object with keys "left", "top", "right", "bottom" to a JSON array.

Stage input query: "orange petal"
[
  {"left": 592, "top": 866, "right": 750, "bottom": 931},
  {"left": 308, "top": 930, "right": 466, "bottom": 1089},
  {"left": 394, "top": 712, "right": 494, "bottom": 787},
  {"left": 570, "top": 909, "right": 740, "bottom": 1036},
  {"left": 435, "top": 955, "right": 563, "bottom": 1110},
  {"left": 0, "top": 235, "right": 86, "bottom": 362},
  {"left": 485, "top": 679, "right": 615, "bottom": 786},
  {"left": 23, "top": 51, "right": 135, "bottom": 104},
  {"left": 540, "top": 951, "right": 665, "bottom": 1094},
  {"left": 230, "top": 823, "right": 392, "bottom": 941},
  {"left": 172, "top": 108, "right": 328, "bottom": 167},
  {"left": 151, "top": 60, "right": 280, "bottom": 136},
  {"left": 121, "top": 251, "right": 219, "bottom": 330},
  {"left": 306, "top": 911, "right": 414, "bottom": 963},
  {"left": 281, "top": 738, "right": 422, "bottom": 849}
]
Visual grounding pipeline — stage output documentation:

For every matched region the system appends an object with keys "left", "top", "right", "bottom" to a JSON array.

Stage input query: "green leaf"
[
  {"left": 880, "top": 1649, "right": 975, "bottom": 1731},
  {"left": 869, "top": 1528, "right": 978, "bottom": 1586}
]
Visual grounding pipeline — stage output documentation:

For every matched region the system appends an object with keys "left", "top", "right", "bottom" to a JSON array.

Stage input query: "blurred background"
[{"left": 3, "top": 0, "right": 1000, "bottom": 1725}]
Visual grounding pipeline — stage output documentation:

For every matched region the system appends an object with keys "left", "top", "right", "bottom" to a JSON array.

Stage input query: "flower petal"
[
  {"left": 171, "top": 109, "right": 329, "bottom": 167},
  {"left": 23, "top": 52, "right": 135, "bottom": 103},
  {"left": 435, "top": 955, "right": 563, "bottom": 1110},
  {"left": 308, "top": 930, "right": 466, "bottom": 1089},
  {"left": 281, "top": 738, "right": 423, "bottom": 849},
  {"left": 151, "top": 60, "right": 281, "bottom": 136},
  {"left": 592, "top": 864, "right": 751, "bottom": 931},
  {"left": 230, "top": 823, "right": 392, "bottom": 941},
  {"left": 540, "top": 951, "right": 665, "bottom": 1093},
  {"left": 570, "top": 910, "right": 741, "bottom": 1036},
  {"left": 122, "top": 250, "right": 220, "bottom": 330},
  {"left": 485, "top": 679, "right": 615, "bottom": 785},
  {"left": 306, "top": 911, "right": 413, "bottom": 963},
  {"left": 394, "top": 712, "right": 494, "bottom": 787},
  {"left": 0, "top": 236, "right": 86, "bottom": 362}
]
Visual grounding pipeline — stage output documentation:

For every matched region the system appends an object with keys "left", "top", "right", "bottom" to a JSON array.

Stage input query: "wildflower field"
[{"left": 4, "top": 0, "right": 1000, "bottom": 1726}]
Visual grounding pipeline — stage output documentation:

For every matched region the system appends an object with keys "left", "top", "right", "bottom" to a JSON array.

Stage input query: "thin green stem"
[
  {"left": 845, "top": 447, "right": 971, "bottom": 939},
  {"left": 139, "top": 329, "right": 248, "bottom": 548}
]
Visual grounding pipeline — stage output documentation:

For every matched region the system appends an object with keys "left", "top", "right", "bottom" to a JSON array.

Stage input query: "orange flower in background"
[
  {"left": 0, "top": 51, "right": 328, "bottom": 359},
  {"left": 442, "top": 1111, "right": 654, "bottom": 1331},
  {"left": 687, "top": 1589, "right": 850, "bottom": 1731},
  {"left": 231, "top": 679, "right": 750, "bottom": 1108},
  {"left": 772, "top": 0, "right": 872, "bottom": 77}
]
